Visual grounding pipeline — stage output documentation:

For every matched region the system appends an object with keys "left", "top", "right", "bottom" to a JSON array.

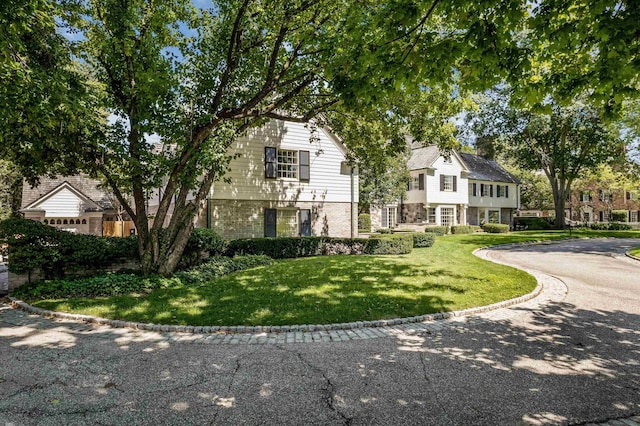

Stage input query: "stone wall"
[
  {"left": 8, "top": 258, "right": 141, "bottom": 291},
  {"left": 204, "top": 199, "right": 355, "bottom": 239},
  {"left": 401, "top": 203, "right": 425, "bottom": 224}
]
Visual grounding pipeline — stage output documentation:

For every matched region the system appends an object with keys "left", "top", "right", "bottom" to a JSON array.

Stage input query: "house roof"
[
  {"left": 459, "top": 153, "right": 521, "bottom": 184},
  {"left": 21, "top": 176, "right": 114, "bottom": 211},
  {"left": 407, "top": 145, "right": 442, "bottom": 170}
]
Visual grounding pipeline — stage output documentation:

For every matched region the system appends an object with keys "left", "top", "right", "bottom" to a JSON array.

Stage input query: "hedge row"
[
  {"left": 0, "top": 218, "right": 138, "bottom": 279},
  {"left": 482, "top": 223, "right": 510, "bottom": 233},
  {"left": 358, "top": 214, "right": 371, "bottom": 232},
  {"left": 424, "top": 226, "right": 449, "bottom": 236},
  {"left": 11, "top": 255, "right": 273, "bottom": 299},
  {"left": 590, "top": 222, "right": 633, "bottom": 231},
  {"left": 513, "top": 217, "right": 553, "bottom": 230},
  {"left": 228, "top": 234, "right": 415, "bottom": 258},
  {"left": 451, "top": 225, "right": 478, "bottom": 234}
]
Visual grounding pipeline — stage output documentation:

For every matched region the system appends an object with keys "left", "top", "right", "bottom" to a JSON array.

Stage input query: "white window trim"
[
  {"left": 443, "top": 175, "right": 454, "bottom": 191},
  {"left": 277, "top": 149, "right": 298, "bottom": 179}
]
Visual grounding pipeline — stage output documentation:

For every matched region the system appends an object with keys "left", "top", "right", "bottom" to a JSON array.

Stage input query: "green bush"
[
  {"left": 611, "top": 210, "right": 628, "bottom": 222},
  {"left": 228, "top": 235, "right": 413, "bottom": 258},
  {"left": 180, "top": 228, "right": 228, "bottom": 269},
  {"left": 12, "top": 273, "right": 177, "bottom": 299},
  {"left": 590, "top": 222, "right": 609, "bottom": 230},
  {"left": 175, "top": 255, "right": 273, "bottom": 284},
  {"left": 367, "top": 234, "right": 413, "bottom": 254},
  {"left": 451, "top": 225, "right": 477, "bottom": 234},
  {"left": 0, "top": 218, "right": 138, "bottom": 279},
  {"left": 513, "top": 217, "right": 553, "bottom": 230},
  {"left": 412, "top": 233, "right": 435, "bottom": 248},
  {"left": 482, "top": 223, "right": 510, "bottom": 233},
  {"left": 424, "top": 226, "right": 449, "bottom": 236},
  {"left": 592, "top": 222, "right": 633, "bottom": 231},
  {"left": 358, "top": 214, "right": 371, "bottom": 232},
  {"left": 12, "top": 255, "right": 274, "bottom": 299},
  {"left": 377, "top": 228, "right": 393, "bottom": 234}
]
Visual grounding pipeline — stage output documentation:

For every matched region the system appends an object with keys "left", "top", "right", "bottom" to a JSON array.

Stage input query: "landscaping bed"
[{"left": 10, "top": 229, "right": 640, "bottom": 327}]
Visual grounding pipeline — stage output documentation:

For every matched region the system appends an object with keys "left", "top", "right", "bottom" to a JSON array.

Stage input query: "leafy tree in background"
[
  {"left": 465, "top": 86, "right": 628, "bottom": 228},
  {"left": 0, "top": 160, "right": 22, "bottom": 220}
]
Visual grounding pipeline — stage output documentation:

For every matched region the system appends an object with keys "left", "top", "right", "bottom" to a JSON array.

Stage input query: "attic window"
[{"left": 443, "top": 156, "right": 452, "bottom": 164}]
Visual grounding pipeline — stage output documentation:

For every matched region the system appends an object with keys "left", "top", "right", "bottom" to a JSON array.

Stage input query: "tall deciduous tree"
[
  {"left": 468, "top": 92, "right": 625, "bottom": 228},
  {"left": 54, "top": 0, "right": 531, "bottom": 275}
]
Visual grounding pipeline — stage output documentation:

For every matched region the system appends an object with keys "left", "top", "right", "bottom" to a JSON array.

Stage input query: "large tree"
[
  {"left": 45, "top": 0, "right": 530, "bottom": 275},
  {"left": 468, "top": 91, "right": 625, "bottom": 228}
]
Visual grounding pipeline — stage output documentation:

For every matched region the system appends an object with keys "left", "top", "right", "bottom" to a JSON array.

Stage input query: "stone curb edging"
[
  {"left": 8, "top": 244, "right": 544, "bottom": 335},
  {"left": 625, "top": 251, "right": 640, "bottom": 262}
]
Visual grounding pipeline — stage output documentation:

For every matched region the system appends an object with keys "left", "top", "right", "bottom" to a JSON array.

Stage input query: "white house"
[
  {"left": 200, "top": 119, "right": 359, "bottom": 239},
  {"left": 20, "top": 176, "right": 119, "bottom": 235},
  {"left": 372, "top": 145, "right": 520, "bottom": 230},
  {"left": 460, "top": 153, "right": 521, "bottom": 227}
]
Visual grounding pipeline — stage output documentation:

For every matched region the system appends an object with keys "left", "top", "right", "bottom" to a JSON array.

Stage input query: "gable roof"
[
  {"left": 21, "top": 176, "right": 114, "bottom": 211},
  {"left": 22, "top": 181, "right": 105, "bottom": 212},
  {"left": 459, "top": 153, "right": 521, "bottom": 184},
  {"left": 407, "top": 144, "right": 469, "bottom": 172}
]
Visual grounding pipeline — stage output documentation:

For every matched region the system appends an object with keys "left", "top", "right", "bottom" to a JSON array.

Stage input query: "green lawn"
[
  {"left": 630, "top": 246, "right": 640, "bottom": 257},
  {"left": 28, "top": 230, "right": 640, "bottom": 326}
]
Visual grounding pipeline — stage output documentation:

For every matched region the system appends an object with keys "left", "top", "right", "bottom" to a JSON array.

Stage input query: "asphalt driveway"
[{"left": 1, "top": 238, "right": 639, "bottom": 425}]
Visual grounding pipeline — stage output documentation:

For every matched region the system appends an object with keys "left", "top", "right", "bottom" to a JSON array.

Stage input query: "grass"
[
  {"left": 26, "top": 229, "right": 640, "bottom": 326},
  {"left": 630, "top": 246, "right": 640, "bottom": 257}
]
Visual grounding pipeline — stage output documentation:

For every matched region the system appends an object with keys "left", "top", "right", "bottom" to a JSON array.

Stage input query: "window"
[
  {"left": 441, "top": 207, "right": 455, "bottom": 227},
  {"left": 580, "top": 191, "right": 592, "bottom": 202},
  {"left": 276, "top": 210, "right": 298, "bottom": 237},
  {"left": 381, "top": 206, "right": 397, "bottom": 228},
  {"left": 627, "top": 191, "right": 638, "bottom": 201},
  {"left": 43, "top": 219, "right": 48, "bottom": 224},
  {"left": 497, "top": 185, "right": 508, "bottom": 198},
  {"left": 409, "top": 174, "right": 424, "bottom": 191},
  {"left": 598, "top": 190, "right": 613, "bottom": 202},
  {"left": 630, "top": 211, "right": 638, "bottom": 223},
  {"left": 443, "top": 175, "right": 453, "bottom": 191},
  {"left": 265, "top": 148, "right": 309, "bottom": 181},
  {"left": 488, "top": 210, "right": 500, "bottom": 223},
  {"left": 428, "top": 208, "right": 436, "bottom": 224},
  {"left": 277, "top": 150, "right": 298, "bottom": 179},
  {"left": 600, "top": 210, "right": 610, "bottom": 222},
  {"left": 480, "top": 184, "right": 486, "bottom": 196}
]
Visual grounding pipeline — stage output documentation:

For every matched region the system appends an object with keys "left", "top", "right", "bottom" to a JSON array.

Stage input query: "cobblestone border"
[
  {"left": 625, "top": 251, "right": 640, "bottom": 262},
  {"left": 8, "top": 243, "right": 549, "bottom": 335}
]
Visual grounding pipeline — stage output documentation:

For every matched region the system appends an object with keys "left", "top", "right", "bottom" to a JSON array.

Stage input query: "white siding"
[
  {"left": 425, "top": 156, "right": 468, "bottom": 205},
  {"left": 36, "top": 188, "right": 85, "bottom": 217},
  {"left": 405, "top": 170, "right": 426, "bottom": 204},
  {"left": 468, "top": 180, "right": 518, "bottom": 209},
  {"left": 210, "top": 120, "right": 357, "bottom": 203}
]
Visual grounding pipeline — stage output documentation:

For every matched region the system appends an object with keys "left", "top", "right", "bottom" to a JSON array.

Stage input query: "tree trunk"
[{"left": 553, "top": 191, "right": 566, "bottom": 229}]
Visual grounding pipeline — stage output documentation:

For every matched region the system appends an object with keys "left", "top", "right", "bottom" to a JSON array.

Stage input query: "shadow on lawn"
[{"left": 30, "top": 255, "right": 480, "bottom": 327}]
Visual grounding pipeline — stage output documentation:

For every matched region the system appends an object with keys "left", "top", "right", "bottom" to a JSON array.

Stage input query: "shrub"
[
  {"left": 412, "top": 233, "right": 435, "bottom": 248},
  {"left": 513, "top": 217, "right": 553, "bottom": 230},
  {"left": 367, "top": 234, "right": 413, "bottom": 254},
  {"left": 175, "top": 255, "right": 273, "bottom": 284},
  {"left": 482, "top": 223, "right": 510, "bottom": 233},
  {"left": 11, "top": 273, "right": 177, "bottom": 299},
  {"left": 377, "top": 228, "right": 393, "bottom": 234},
  {"left": 0, "top": 217, "right": 139, "bottom": 280},
  {"left": 590, "top": 222, "right": 609, "bottom": 230},
  {"left": 424, "top": 226, "right": 449, "bottom": 236},
  {"left": 358, "top": 214, "right": 371, "bottom": 232},
  {"left": 608, "top": 222, "right": 632, "bottom": 230},
  {"left": 611, "top": 210, "right": 628, "bottom": 222},
  {"left": 451, "top": 225, "right": 477, "bottom": 234},
  {"left": 180, "top": 228, "right": 228, "bottom": 269},
  {"left": 228, "top": 235, "right": 413, "bottom": 258}
]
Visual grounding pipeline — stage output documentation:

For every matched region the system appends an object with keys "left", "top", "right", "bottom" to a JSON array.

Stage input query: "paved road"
[{"left": 1, "top": 238, "right": 639, "bottom": 425}]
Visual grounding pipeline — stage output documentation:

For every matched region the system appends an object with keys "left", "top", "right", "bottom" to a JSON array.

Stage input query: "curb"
[
  {"left": 625, "top": 251, "right": 640, "bottom": 262},
  {"left": 7, "top": 245, "right": 545, "bottom": 335}
]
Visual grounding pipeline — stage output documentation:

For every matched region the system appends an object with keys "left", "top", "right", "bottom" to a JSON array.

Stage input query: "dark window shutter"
[
  {"left": 264, "top": 208, "right": 277, "bottom": 237},
  {"left": 407, "top": 181, "right": 411, "bottom": 191},
  {"left": 505, "top": 185, "right": 509, "bottom": 198},
  {"left": 299, "top": 209, "right": 311, "bottom": 236},
  {"left": 599, "top": 211, "right": 604, "bottom": 222},
  {"left": 299, "top": 151, "right": 310, "bottom": 181},
  {"left": 265, "top": 147, "right": 277, "bottom": 179},
  {"left": 418, "top": 173, "right": 424, "bottom": 190},
  {"left": 489, "top": 184, "right": 494, "bottom": 197},
  {"left": 496, "top": 185, "right": 501, "bottom": 198},
  {"left": 440, "top": 175, "right": 445, "bottom": 191},
  {"left": 626, "top": 191, "right": 631, "bottom": 200},
  {"left": 453, "top": 176, "right": 457, "bottom": 192},
  {"left": 480, "top": 184, "right": 484, "bottom": 196},
  {"left": 472, "top": 183, "right": 477, "bottom": 196}
]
